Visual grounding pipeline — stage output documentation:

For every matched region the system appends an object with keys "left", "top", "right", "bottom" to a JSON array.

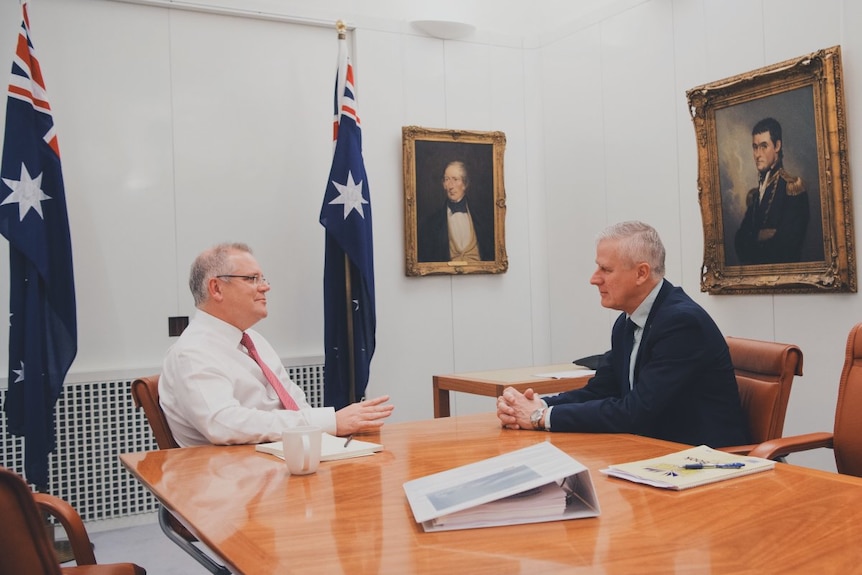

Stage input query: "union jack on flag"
[
  {"left": 319, "top": 27, "right": 375, "bottom": 410},
  {"left": 0, "top": 0, "right": 77, "bottom": 489}
]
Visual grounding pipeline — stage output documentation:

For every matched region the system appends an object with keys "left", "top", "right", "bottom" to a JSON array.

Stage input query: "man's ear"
[
  {"left": 208, "top": 277, "right": 225, "bottom": 302},
  {"left": 774, "top": 139, "right": 782, "bottom": 154},
  {"left": 635, "top": 262, "right": 652, "bottom": 284}
]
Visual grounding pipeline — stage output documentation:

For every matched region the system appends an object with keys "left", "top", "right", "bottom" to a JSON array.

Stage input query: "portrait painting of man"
[
  {"left": 415, "top": 150, "right": 495, "bottom": 263},
  {"left": 715, "top": 87, "right": 824, "bottom": 267},
  {"left": 402, "top": 126, "right": 507, "bottom": 276},
  {"left": 687, "top": 45, "right": 854, "bottom": 294}
]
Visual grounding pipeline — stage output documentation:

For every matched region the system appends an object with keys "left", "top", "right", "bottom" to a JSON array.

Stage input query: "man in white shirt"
[{"left": 160, "top": 242, "right": 394, "bottom": 447}]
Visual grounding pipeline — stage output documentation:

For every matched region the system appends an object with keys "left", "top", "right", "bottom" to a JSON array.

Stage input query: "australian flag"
[
  {"left": 0, "top": 2, "right": 77, "bottom": 489},
  {"left": 319, "top": 30, "right": 375, "bottom": 410}
]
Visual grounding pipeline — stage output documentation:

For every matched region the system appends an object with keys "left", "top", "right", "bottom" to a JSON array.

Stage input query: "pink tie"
[{"left": 241, "top": 332, "right": 299, "bottom": 410}]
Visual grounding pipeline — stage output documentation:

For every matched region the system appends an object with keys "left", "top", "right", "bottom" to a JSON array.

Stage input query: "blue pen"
[{"left": 683, "top": 462, "right": 745, "bottom": 470}]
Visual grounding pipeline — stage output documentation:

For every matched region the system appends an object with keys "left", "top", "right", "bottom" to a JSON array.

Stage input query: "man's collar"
[{"left": 628, "top": 279, "right": 664, "bottom": 328}]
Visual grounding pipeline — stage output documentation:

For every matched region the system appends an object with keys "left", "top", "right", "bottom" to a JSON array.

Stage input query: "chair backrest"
[
  {"left": 834, "top": 323, "right": 862, "bottom": 476},
  {"left": 131, "top": 375, "right": 179, "bottom": 450},
  {"left": 726, "top": 336, "right": 803, "bottom": 444},
  {"left": 0, "top": 467, "right": 63, "bottom": 575}
]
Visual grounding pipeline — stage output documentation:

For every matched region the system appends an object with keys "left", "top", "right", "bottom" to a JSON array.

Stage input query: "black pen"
[
  {"left": 683, "top": 462, "right": 745, "bottom": 469},
  {"left": 343, "top": 435, "right": 353, "bottom": 448}
]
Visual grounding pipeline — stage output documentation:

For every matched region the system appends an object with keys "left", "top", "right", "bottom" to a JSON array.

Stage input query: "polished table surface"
[
  {"left": 121, "top": 413, "right": 862, "bottom": 574},
  {"left": 433, "top": 363, "right": 592, "bottom": 417}
]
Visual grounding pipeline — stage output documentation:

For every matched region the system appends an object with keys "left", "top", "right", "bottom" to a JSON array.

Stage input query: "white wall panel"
[
  {"left": 522, "top": 46, "right": 552, "bottom": 366},
  {"left": 600, "top": 1, "right": 679, "bottom": 255},
  {"left": 762, "top": 0, "right": 842, "bottom": 61},
  {"left": 168, "top": 11, "right": 334, "bottom": 358},
  {"left": 670, "top": 0, "right": 709, "bottom": 296},
  {"left": 1, "top": 0, "right": 178, "bottom": 372},
  {"left": 542, "top": 26, "right": 612, "bottom": 362}
]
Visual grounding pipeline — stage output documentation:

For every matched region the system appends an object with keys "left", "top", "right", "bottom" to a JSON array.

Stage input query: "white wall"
[
  {"left": 0, "top": 0, "right": 545, "bottom": 424},
  {"left": 1, "top": 0, "right": 860, "bottom": 473}
]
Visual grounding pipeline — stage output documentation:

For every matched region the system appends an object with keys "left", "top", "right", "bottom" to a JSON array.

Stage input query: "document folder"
[{"left": 403, "top": 442, "right": 600, "bottom": 532}]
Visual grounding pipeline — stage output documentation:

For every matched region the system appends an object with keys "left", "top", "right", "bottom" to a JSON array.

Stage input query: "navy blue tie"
[{"left": 623, "top": 318, "right": 636, "bottom": 388}]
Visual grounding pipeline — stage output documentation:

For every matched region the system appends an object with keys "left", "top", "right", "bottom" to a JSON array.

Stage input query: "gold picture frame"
[
  {"left": 687, "top": 45, "right": 855, "bottom": 294},
  {"left": 402, "top": 126, "right": 507, "bottom": 276}
]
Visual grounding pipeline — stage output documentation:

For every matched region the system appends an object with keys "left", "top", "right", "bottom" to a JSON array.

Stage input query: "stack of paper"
[
  {"left": 428, "top": 481, "right": 569, "bottom": 530},
  {"left": 403, "top": 442, "right": 600, "bottom": 532},
  {"left": 256, "top": 433, "right": 383, "bottom": 462},
  {"left": 601, "top": 444, "right": 775, "bottom": 490}
]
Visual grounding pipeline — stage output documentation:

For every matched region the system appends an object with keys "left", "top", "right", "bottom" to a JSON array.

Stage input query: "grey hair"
[
  {"left": 189, "top": 242, "right": 253, "bottom": 306},
  {"left": 596, "top": 221, "right": 666, "bottom": 278}
]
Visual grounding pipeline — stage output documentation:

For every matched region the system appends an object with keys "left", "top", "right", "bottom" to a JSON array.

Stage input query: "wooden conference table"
[
  {"left": 433, "top": 363, "right": 593, "bottom": 417},
  {"left": 121, "top": 413, "right": 862, "bottom": 574}
]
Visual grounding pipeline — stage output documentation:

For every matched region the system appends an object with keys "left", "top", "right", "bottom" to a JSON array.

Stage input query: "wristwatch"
[{"left": 530, "top": 407, "right": 546, "bottom": 431}]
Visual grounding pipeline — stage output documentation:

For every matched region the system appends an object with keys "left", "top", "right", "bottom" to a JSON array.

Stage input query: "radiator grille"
[{"left": 0, "top": 362, "right": 325, "bottom": 524}]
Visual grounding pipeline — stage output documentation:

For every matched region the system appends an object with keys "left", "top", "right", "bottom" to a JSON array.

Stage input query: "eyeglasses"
[{"left": 216, "top": 274, "right": 269, "bottom": 287}]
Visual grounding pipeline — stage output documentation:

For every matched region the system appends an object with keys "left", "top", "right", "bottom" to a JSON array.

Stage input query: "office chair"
[
  {"left": 721, "top": 336, "right": 803, "bottom": 455},
  {"left": 749, "top": 323, "right": 862, "bottom": 477},
  {"left": 0, "top": 466, "right": 146, "bottom": 575},
  {"left": 130, "top": 375, "right": 230, "bottom": 575}
]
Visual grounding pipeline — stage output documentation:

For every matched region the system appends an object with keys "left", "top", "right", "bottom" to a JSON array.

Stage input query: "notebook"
[{"left": 256, "top": 432, "right": 383, "bottom": 462}]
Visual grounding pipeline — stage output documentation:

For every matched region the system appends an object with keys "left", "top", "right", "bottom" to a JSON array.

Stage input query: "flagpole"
[
  {"left": 336, "top": 20, "right": 357, "bottom": 405},
  {"left": 343, "top": 255, "right": 356, "bottom": 404}
]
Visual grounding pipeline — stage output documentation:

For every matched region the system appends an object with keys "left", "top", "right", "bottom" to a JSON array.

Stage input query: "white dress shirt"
[{"left": 160, "top": 310, "right": 336, "bottom": 447}]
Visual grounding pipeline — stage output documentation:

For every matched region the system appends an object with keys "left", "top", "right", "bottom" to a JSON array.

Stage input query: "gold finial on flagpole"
[{"left": 336, "top": 19, "right": 346, "bottom": 39}]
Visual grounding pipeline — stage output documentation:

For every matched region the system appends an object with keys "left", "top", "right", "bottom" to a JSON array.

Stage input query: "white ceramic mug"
[{"left": 282, "top": 426, "right": 323, "bottom": 475}]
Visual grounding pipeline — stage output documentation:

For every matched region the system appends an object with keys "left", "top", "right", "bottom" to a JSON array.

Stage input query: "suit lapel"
[{"left": 632, "top": 279, "right": 671, "bottom": 383}]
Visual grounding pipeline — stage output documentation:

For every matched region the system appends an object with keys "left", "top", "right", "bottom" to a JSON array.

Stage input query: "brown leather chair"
[
  {"left": 750, "top": 323, "right": 862, "bottom": 477},
  {"left": 0, "top": 466, "right": 146, "bottom": 575},
  {"left": 130, "top": 376, "right": 178, "bottom": 450},
  {"left": 721, "top": 336, "right": 803, "bottom": 454},
  {"left": 130, "top": 376, "right": 229, "bottom": 575}
]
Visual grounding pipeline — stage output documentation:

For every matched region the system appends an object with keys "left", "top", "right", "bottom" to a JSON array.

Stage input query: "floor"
[{"left": 63, "top": 515, "right": 220, "bottom": 574}]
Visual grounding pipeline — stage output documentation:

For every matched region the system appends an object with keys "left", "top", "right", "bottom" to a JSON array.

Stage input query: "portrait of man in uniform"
[
  {"left": 734, "top": 117, "right": 811, "bottom": 264},
  {"left": 715, "top": 87, "right": 824, "bottom": 268},
  {"left": 688, "top": 46, "right": 854, "bottom": 294}
]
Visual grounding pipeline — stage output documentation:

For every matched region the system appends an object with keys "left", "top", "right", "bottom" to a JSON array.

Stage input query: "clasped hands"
[{"left": 496, "top": 387, "right": 543, "bottom": 430}]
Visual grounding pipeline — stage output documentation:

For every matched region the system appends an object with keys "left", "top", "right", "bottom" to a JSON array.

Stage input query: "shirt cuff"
[
  {"left": 303, "top": 406, "right": 337, "bottom": 435},
  {"left": 543, "top": 401, "right": 551, "bottom": 431}
]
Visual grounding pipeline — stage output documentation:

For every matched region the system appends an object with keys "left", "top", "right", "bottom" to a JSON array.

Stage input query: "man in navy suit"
[{"left": 497, "top": 221, "right": 749, "bottom": 448}]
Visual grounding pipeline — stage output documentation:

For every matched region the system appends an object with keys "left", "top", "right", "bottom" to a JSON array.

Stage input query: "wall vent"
[{"left": 0, "top": 362, "right": 325, "bottom": 524}]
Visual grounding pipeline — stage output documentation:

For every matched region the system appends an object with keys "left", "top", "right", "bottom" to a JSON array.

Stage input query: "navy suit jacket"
[{"left": 545, "top": 280, "right": 750, "bottom": 448}]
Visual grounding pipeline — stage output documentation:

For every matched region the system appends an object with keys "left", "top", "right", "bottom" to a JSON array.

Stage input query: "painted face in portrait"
[
  {"left": 442, "top": 162, "right": 468, "bottom": 203},
  {"left": 752, "top": 131, "right": 781, "bottom": 174}
]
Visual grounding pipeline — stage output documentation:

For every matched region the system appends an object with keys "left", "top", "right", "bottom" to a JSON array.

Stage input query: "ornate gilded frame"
[
  {"left": 402, "top": 126, "right": 507, "bottom": 276},
  {"left": 687, "top": 46, "right": 855, "bottom": 294}
]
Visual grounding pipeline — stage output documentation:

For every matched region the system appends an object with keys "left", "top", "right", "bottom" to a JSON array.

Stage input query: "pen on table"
[
  {"left": 682, "top": 462, "right": 745, "bottom": 469},
  {"left": 343, "top": 435, "right": 353, "bottom": 448}
]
